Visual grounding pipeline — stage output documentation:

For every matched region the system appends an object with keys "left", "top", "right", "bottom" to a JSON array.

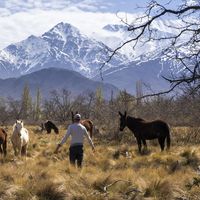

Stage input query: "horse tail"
[
  {"left": 87, "top": 120, "right": 93, "bottom": 138},
  {"left": 166, "top": 125, "right": 171, "bottom": 150}
]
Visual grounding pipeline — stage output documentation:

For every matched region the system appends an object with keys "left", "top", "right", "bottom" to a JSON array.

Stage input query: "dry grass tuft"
[
  {"left": 180, "top": 149, "right": 199, "bottom": 168},
  {"left": 144, "top": 179, "right": 173, "bottom": 199},
  {"left": 36, "top": 181, "right": 68, "bottom": 200}
]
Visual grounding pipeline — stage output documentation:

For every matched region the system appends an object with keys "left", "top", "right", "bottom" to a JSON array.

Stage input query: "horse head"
[
  {"left": 71, "top": 111, "right": 79, "bottom": 123},
  {"left": 14, "top": 120, "right": 23, "bottom": 135},
  {"left": 118, "top": 111, "right": 127, "bottom": 131},
  {"left": 71, "top": 111, "right": 75, "bottom": 123}
]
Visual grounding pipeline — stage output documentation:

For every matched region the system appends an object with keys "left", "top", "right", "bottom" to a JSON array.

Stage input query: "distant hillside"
[
  {"left": 94, "top": 60, "right": 170, "bottom": 95},
  {"left": 0, "top": 68, "right": 119, "bottom": 99}
]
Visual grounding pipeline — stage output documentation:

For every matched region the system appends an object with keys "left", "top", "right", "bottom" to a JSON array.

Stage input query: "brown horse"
[
  {"left": 119, "top": 111, "right": 170, "bottom": 153},
  {"left": 71, "top": 112, "right": 93, "bottom": 138},
  {"left": 0, "top": 128, "right": 7, "bottom": 156}
]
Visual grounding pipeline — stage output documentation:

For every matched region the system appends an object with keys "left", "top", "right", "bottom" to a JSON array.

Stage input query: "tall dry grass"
[{"left": 0, "top": 125, "right": 199, "bottom": 200}]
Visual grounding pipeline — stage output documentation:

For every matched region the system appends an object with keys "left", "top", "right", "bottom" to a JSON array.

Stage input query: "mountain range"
[
  {"left": 0, "top": 22, "right": 125, "bottom": 79},
  {"left": 0, "top": 22, "right": 173, "bottom": 97},
  {"left": 0, "top": 68, "right": 119, "bottom": 99}
]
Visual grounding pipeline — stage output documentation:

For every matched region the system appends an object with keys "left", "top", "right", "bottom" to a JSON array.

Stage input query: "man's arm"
[
  {"left": 84, "top": 129, "right": 95, "bottom": 151},
  {"left": 54, "top": 126, "right": 71, "bottom": 153}
]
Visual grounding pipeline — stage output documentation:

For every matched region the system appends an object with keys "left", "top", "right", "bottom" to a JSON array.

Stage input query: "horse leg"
[
  {"left": 142, "top": 139, "right": 147, "bottom": 151},
  {"left": 15, "top": 147, "right": 19, "bottom": 156},
  {"left": 0, "top": 145, "right": 3, "bottom": 160},
  {"left": 18, "top": 142, "right": 22, "bottom": 156},
  {"left": 21, "top": 144, "right": 27, "bottom": 156},
  {"left": 13, "top": 147, "right": 18, "bottom": 156},
  {"left": 90, "top": 127, "right": 93, "bottom": 138},
  {"left": 47, "top": 128, "right": 51, "bottom": 134},
  {"left": 0, "top": 144, "right": 3, "bottom": 154},
  {"left": 158, "top": 137, "right": 165, "bottom": 151},
  {"left": 11, "top": 141, "right": 18, "bottom": 156},
  {"left": 136, "top": 138, "right": 142, "bottom": 154},
  {"left": 3, "top": 141, "right": 7, "bottom": 157}
]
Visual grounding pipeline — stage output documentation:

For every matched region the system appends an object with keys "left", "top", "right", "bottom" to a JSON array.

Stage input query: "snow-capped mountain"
[
  {"left": 97, "top": 21, "right": 178, "bottom": 61},
  {"left": 103, "top": 24, "right": 128, "bottom": 32},
  {"left": 0, "top": 21, "right": 178, "bottom": 95},
  {"left": 0, "top": 22, "right": 126, "bottom": 79}
]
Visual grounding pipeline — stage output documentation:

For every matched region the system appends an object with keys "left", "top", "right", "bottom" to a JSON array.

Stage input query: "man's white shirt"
[{"left": 60, "top": 123, "right": 94, "bottom": 148}]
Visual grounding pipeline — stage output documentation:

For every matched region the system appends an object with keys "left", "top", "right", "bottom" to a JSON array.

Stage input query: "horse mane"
[
  {"left": 135, "top": 117, "right": 145, "bottom": 122},
  {"left": 127, "top": 116, "right": 145, "bottom": 122},
  {"left": 13, "top": 122, "right": 17, "bottom": 131}
]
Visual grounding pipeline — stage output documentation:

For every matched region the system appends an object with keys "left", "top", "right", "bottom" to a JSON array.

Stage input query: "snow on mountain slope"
[
  {"left": 0, "top": 22, "right": 126, "bottom": 79},
  {"left": 0, "top": 19, "right": 183, "bottom": 95},
  {"left": 97, "top": 19, "right": 181, "bottom": 61}
]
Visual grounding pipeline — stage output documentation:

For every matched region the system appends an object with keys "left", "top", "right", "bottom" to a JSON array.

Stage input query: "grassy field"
[{"left": 0, "top": 126, "right": 199, "bottom": 200}]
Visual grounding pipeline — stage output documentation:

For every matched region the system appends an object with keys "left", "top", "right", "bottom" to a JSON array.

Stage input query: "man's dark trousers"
[{"left": 69, "top": 145, "right": 83, "bottom": 167}]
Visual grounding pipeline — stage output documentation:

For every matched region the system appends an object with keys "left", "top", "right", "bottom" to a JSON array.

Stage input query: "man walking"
[{"left": 54, "top": 113, "right": 95, "bottom": 168}]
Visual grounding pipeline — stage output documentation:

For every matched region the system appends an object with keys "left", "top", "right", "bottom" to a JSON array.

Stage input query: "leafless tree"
[
  {"left": 102, "top": 0, "right": 200, "bottom": 95},
  {"left": 43, "top": 89, "right": 72, "bottom": 123},
  {"left": 0, "top": 97, "right": 9, "bottom": 125},
  {"left": 7, "top": 97, "right": 22, "bottom": 120}
]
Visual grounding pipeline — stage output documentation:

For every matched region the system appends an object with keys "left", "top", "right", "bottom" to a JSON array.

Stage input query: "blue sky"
[
  {"left": 0, "top": 0, "right": 183, "bottom": 13},
  {"left": 93, "top": 0, "right": 182, "bottom": 13},
  {"left": 0, "top": 0, "right": 185, "bottom": 49}
]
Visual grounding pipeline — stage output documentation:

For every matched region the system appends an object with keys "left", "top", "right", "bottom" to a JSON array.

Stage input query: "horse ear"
[
  {"left": 118, "top": 111, "right": 122, "bottom": 116},
  {"left": 71, "top": 111, "right": 74, "bottom": 122},
  {"left": 124, "top": 111, "right": 127, "bottom": 117}
]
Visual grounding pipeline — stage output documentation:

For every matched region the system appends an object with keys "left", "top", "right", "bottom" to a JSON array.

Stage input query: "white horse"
[{"left": 11, "top": 120, "right": 29, "bottom": 156}]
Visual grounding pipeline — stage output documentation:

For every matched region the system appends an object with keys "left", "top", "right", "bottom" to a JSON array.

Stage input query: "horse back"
[
  {"left": 151, "top": 120, "right": 169, "bottom": 130},
  {"left": 133, "top": 119, "right": 169, "bottom": 140},
  {"left": 81, "top": 119, "right": 93, "bottom": 137},
  {"left": 81, "top": 119, "right": 93, "bottom": 131}
]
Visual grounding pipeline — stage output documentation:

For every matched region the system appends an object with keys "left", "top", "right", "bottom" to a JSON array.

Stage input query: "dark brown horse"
[
  {"left": 0, "top": 128, "right": 7, "bottom": 156},
  {"left": 41, "top": 121, "right": 59, "bottom": 134},
  {"left": 119, "top": 111, "right": 170, "bottom": 153},
  {"left": 71, "top": 112, "right": 93, "bottom": 138}
]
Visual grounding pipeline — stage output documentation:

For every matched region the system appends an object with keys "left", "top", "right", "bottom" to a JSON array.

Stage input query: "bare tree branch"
[{"left": 100, "top": 0, "right": 200, "bottom": 95}]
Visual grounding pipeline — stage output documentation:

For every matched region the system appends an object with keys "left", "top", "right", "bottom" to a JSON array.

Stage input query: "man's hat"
[{"left": 74, "top": 113, "right": 81, "bottom": 120}]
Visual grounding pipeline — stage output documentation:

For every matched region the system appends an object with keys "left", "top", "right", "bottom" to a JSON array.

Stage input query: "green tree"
[
  {"left": 21, "top": 83, "right": 32, "bottom": 119},
  {"left": 95, "top": 87, "right": 104, "bottom": 105},
  {"left": 34, "top": 88, "right": 42, "bottom": 121}
]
